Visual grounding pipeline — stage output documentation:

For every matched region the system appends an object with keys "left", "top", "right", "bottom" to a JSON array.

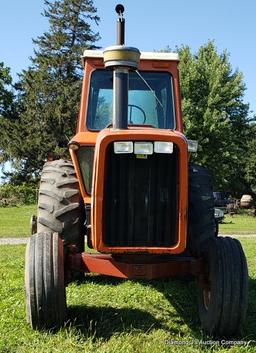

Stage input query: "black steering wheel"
[{"left": 128, "top": 104, "right": 146, "bottom": 124}]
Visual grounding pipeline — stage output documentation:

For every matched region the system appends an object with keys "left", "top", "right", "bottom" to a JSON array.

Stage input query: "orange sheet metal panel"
[
  {"left": 80, "top": 253, "right": 202, "bottom": 280},
  {"left": 77, "top": 57, "right": 183, "bottom": 133},
  {"left": 69, "top": 131, "right": 97, "bottom": 203},
  {"left": 91, "top": 128, "right": 188, "bottom": 254}
]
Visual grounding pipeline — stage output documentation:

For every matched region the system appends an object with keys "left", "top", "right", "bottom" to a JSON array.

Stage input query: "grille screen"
[{"left": 103, "top": 143, "right": 178, "bottom": 247}]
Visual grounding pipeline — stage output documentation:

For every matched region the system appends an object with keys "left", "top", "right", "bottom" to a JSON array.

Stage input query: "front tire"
[
  {"left": 198, "top": 236, "right": 248, "bottom": 337},
  {"left": 25, "top": 232, "right": 67, "bottom": 330}
]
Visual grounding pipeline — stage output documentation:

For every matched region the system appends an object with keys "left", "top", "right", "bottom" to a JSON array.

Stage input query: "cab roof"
[{"left": 82, "top": 50, "right": 179, "bottom": 67}]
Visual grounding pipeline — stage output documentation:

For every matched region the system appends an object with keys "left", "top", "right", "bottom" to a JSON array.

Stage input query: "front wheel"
[
  {"left": 198, "top": 236, "right": 248, "bottom": 337},
  {"left": 25, "top": 232, "right": 67, "bottom": 330}
]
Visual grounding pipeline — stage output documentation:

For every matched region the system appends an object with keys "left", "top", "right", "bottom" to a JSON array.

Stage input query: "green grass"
[
  {"left": 0, "top": 205, "right": 255, "bottom": 238},
  {"left": 219, "top": 213, "right": 256, "bottom": 234},
  {"left": 0, "top": 205, "right": 37, "bottom": 237},
  {"left": 0, "top": 238, "right": 255, "bottom": 353}
]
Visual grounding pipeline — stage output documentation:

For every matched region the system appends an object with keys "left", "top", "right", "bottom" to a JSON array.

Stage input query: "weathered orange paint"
[
  {"left": 77, "top": 56, "right": 183, "bottom": 133},
  {"left": 70, "top": 253, "right": 203, "bottom": 280},
  {"left": 69, "top": 131, "right": 98, "bottom": 203},
  {"left": 69, "top": 53, "right": 188, "bottom": 256},
  {"left": 91, "top": 128, "right": 188, "bottom": 254}
]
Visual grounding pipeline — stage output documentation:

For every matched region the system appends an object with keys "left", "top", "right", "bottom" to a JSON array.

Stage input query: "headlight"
[
  {"left": 113, "top": 141, "right": 175, "bottom": 155},
  {"left": 114, "top": 141, "right": 133, "bottom": 154},
  {"left": 154, "top": 141, "right": 173, "bottom": 154},
  {"left": 134, "top": 142, "right": 153, "bottom": 155}
]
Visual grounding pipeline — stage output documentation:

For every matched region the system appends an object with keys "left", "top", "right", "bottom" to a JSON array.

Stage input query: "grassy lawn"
[
  {"left": 0, "top": 205, "right": 255, "bottom": 238},
  {"left": 0, "top": 238, "right": 255, "bottom": 353},
  {"left": 219, "top": 213, "right": 256, "bottom": 235},
  {"left": 0, "top": 205, "right": 37, "bottom": 237}
]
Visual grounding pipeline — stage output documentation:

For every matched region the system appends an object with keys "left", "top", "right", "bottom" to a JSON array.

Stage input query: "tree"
[
  {"left": 178, "top": 42, "right": 250, "bottom": 195},
  {"left": 245, "top": 122, "right": 256, "bottom": 194},
  {"left": 0, "top": 63, "right": 14, "bottom": 118},
  {"left": 0, "top": 0, "right": 100, "bottom": 182},
  {"left": 0, "top": 62, "right": 18, "bottom": 172}
]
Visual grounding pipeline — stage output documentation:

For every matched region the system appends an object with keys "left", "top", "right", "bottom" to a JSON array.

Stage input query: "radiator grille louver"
[{"left": 103, "top": 143, "right": 178, "bottom": 247}]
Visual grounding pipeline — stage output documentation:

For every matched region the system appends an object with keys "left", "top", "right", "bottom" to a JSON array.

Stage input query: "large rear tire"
[
  {"left": 188, "top": 164, "right": 215, "bottom": 254},
  {"left": 198, "top": 236, "right": 248, "bottom": 337},
  {"left": 25, "top": 232, "right": 67, "bottom": 330},
  {"left": 37, "top": 159, "right": 85, "bottom": 253}
]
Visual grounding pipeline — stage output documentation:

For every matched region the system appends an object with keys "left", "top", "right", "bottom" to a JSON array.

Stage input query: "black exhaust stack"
[
  {"left": 116, "top": 4, "right": 125, "bottom": 45},
  {"left": 114, "top": 4, "right": 127, "bottom": 129},
  {"left": 103, "top": 4, "right": 140, "bottom": 130}
]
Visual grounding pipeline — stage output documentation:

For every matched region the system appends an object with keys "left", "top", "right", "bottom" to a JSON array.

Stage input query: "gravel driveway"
[
  {"left": 0, "top": 237, "right": 29, "bottom": 245},
  {"left": 0, "top": 234, "right": 255, "bottom": 245}
]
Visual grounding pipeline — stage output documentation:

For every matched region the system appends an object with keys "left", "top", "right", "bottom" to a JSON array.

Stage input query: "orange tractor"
[{"left": 25, "top": 5, "right": 248, "bottom": 337}]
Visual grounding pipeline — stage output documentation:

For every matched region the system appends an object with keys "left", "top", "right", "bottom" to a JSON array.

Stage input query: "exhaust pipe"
[
  {"left": 103, "top": 4, "right": 140, "bottom": 129},
  {"left": 116, "top": 4, "right": 125, "bottom": 45}
]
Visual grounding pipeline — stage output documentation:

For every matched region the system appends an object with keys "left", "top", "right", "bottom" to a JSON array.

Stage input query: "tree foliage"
[
  {"left": 0, "top": 63, "right": 14, "bottom": 117},
  {"left": 0, "top": 62, "right": 18, "bottom": 169},
  {"left": 0, "top": 183, "right": 37, "bottom": 206},
  {"left": 0, "top": 0, "right": 100, "bottom": 182},
  {"left": 178, "top": 42, "right": 250, "bottom": 195},
  {"left": 245, "top": 122, "right": 256, "bottom": 194}
]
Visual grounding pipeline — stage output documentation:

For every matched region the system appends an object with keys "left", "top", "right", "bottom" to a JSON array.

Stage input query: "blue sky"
[
  {"left": 0, "top": 0, "right": 255, "bottom": 180},
  {"left": 0, "top": 0, "right": 255, "bottom": 114}
]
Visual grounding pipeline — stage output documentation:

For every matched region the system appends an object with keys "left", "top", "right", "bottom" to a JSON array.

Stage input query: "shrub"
[{"left": 0, "top": 183, "right": 38, "bottom": 206}]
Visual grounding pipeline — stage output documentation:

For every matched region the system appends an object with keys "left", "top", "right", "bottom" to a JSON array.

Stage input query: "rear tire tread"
[
  {"left": 37, "top": 159, "right": 85, "bottom": 253},
  {"left": 54, "top": 203, "right": 80, "bottom": 218},
  {"left": 188, "top": 164, "right": 215, "bottom": 254}
]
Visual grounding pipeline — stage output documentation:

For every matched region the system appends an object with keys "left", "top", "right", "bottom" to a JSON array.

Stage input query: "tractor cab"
[{"left": 82, "top": 51, "right": 180, "bottom": 131}]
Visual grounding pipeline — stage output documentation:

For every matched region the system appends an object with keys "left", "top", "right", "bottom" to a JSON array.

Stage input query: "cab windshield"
[{"left": 86, "top": 70, "right": 175, "bottom": 130}]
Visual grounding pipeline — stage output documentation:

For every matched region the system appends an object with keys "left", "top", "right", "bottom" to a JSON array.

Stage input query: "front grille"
[{"left": 103, "top": 143, "right": 178, "bottom": 247}]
